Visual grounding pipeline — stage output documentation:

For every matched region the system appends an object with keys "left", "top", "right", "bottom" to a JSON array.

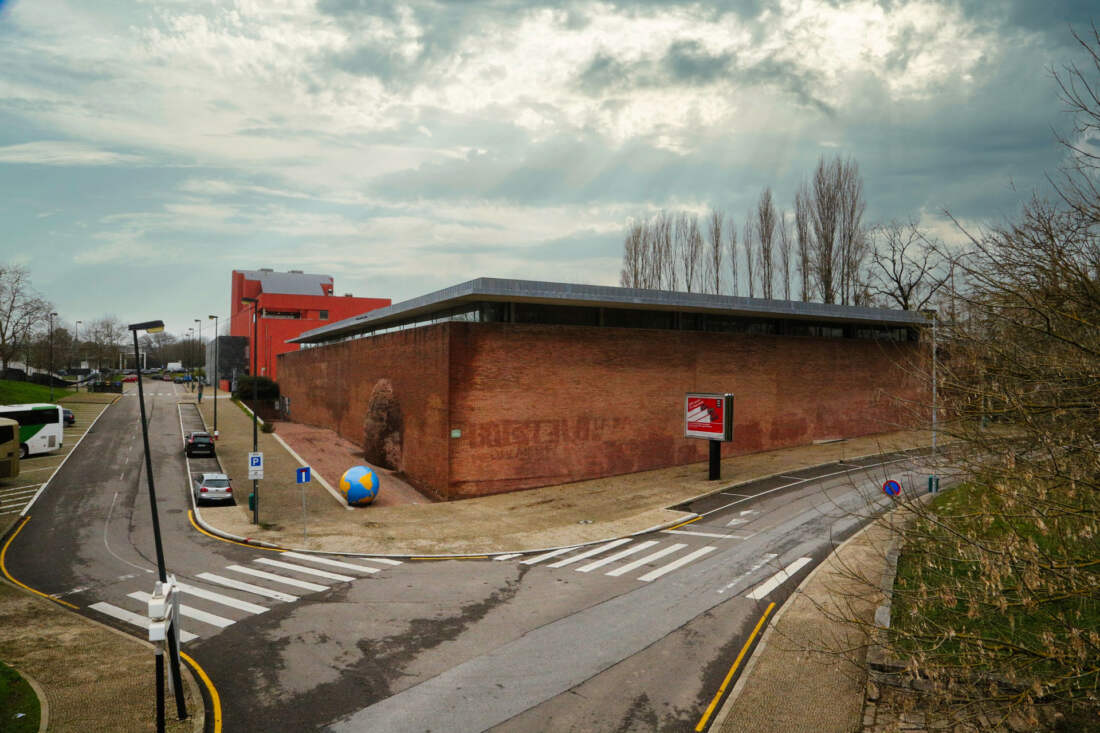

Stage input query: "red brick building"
[
  {"left": 230, "top": 269, "right": 390, "bottom": 382},
  {"left": 279, "top": 278, "right": 927, "bottom": 500}
]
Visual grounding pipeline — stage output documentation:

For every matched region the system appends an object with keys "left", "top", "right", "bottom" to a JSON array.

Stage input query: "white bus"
[{"left": 0, "top": 404, "right": 65, "bottom": 458}]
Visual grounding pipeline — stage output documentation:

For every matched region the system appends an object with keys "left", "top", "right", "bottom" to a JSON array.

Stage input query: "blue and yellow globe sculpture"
[{"left": 339, "top": 465, "right": 380, "bottom": 506}]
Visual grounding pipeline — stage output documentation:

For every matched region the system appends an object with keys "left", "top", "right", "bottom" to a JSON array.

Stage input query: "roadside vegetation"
[
  {"left": 879, "top": 28, "right": 1100, "bottom": 729},
  {"left": 0, "top": 378, "right": 71, "bottom": 404}
]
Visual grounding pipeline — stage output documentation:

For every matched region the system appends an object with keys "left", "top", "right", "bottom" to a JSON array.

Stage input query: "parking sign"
[{"left": 248, "top": 452, "right": 264, "bottom": 480}]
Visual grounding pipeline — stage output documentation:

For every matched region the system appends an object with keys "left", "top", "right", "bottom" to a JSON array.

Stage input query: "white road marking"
[
  {"left": 175, "top": 582, "right": 269, "bottom": 615},
  {"left": 576, "top": 541, "right": 658, "bottom": 573},
  {"left": 129, "top": 591, "right": 235, "bottom": 628},
  {"left": 196, "top": 572, "right": 298, "bottom": 602},
  {"left": 663, "top": 529, "right": 738, "bottom": 539},
  {"left": 725, "top": 518, "right": 747, "bottom": 527},
  {"left": 225, "top": 565, "right": 328, "bottom": 592},
  {"left": 639, "top": 546, "right": 718, "bottom": 582},
  {"left": 547, "top": 539, "right": 632, "bottom": 568},
  {"left": 360, "top": 557, "right": 402, "bottom": 566},
  {"left": 717, "top": 554, "right": 778, "bottom": 595},
  {"left": 492, "top": 553, "right": 523, "bottom": 561},
  {"left": 605, "top": 544, "right": 687, "bottom": 577},
  {"left": 520, "top": 547, "right": 577, "bottom": 565},
  {"left": 281, "top": 552, "right": 381, "bottom": 574},
  {"left": 89, "top": 601, "right": 198, "bottom": 642},
  {"left": 740, "top": 510, "right": 758, "bottom": 516},
  {"left": 746, "top": 557, "right": 813, "bottom": 600},
  {"left": 255, "top": 557, "right": 355, "bottom": 582}
]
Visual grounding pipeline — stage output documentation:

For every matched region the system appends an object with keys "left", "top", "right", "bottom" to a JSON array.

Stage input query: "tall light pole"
[
  {"left": 129, "top": 319, "right": 187, "bottom": 730},
  {"left": 194, "top": 318, "right": 202, "bottom": 375},
  {"left": 208, "top": 314, "right": 219, "bottom": 437},
  {"left": 74, "top": 320, "right": 82, "bottom": 391},
  {"left": 241, "top": 297, "right": 259, "bottom": 524},
  {"left": 187, "top": 328, "right": 194, "bottom": 370},
  {"left": 48, "top": 312, "right": 57, "bottom": 402}
]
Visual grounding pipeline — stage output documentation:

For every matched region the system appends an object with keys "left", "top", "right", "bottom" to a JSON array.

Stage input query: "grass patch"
[
  {"left": 890, "top": 480, "right": 1100, "bottom": 715},
  {"left": 0, "top": 660, "right": 40, "bottom": 733},
  {"left": 0, "top": 379, "right": 71, "bottom": 404}
]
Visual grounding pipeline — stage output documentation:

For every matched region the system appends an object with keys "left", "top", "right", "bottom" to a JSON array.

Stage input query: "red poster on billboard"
[{"left": 685, "top": 393, "right": 733, "bottom": 440}]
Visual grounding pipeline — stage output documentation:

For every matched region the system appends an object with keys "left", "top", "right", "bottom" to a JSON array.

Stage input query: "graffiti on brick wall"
[{"left": 467, "top": 416, "right": 630, "bottom": 460}]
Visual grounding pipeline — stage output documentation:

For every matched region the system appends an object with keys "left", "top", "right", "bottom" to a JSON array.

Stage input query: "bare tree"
[
  {"left": 620, "top": 221, "right": 645, "bottom": 288},
  {"left": 743, "top": 216, "right": 756, "bottom": 298},
  {"left": 677, "top": 212, "right": 703, "bottom": 292},
  {"left": 705, "top": 208, "right": 724, "bottom": 294},
  {"left": 0, "top": 264, "right": 51, "bottom": 373},
  {"left": 809, "top": 156, "right": 842, "bottom": 303},
  {"left": 866, "top": 219, "right": 948, "bottom": 310},
  {"left": 756, "top": 187, "right": 777, "bottom": 298},
  {"left": 87, "top": 316, "right": 125, "bottom": 371},
  {"left": 794, "top": 184, "right": 812, "bottom": 301},
  {"left": 727, "top": 215, "right": 739, "bottom": 296},
  {"left": 778, "top": 210, "right": 792, "bottom": 300},
  {"left": 837, "top": 157, "right": 867, "bottom": 305}
]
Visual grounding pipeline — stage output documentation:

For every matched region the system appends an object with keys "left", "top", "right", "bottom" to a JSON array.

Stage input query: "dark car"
[
  {"left": 185, "top": 431, "right": 215, "bottom": 457},
  {"left": 63, "top": 408, "right": 75, "bottom": 426}
]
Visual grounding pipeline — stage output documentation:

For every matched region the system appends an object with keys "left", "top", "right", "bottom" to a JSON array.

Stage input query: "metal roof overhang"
[{"left": 289, "top": 277, "right": 928, "bottom": 344}]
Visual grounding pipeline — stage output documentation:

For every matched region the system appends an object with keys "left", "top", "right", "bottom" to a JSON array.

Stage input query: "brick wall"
[
  {"left": 280, "top": 321, "right": 924, "bottom": 500},
  {"left": 277, "top": 325, "right": 451, "bottom": 494}
]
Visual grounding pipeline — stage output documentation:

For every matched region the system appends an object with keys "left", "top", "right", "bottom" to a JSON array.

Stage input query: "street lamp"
[
  {"left": 74, "top": 320, "right": 82, "bottom": 391},
  {"left": 128, "top": 319, "right": 188, "bottom": 729},
  {"left": 241, "top": 296, "right": 259, "bottom": 524},
  {"left": 48, "top": 312, "right": 57, "bottom": 402},
  {"left": 187, "top": 328, "right": 194, "bottom": 370},
  {"left": 208, "top": 314, "right": 219, "bottom": 437}
]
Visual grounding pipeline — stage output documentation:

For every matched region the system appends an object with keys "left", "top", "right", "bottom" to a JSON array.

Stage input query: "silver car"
[{"left": 193, "top": 472, "right": 234, "bottom": 505}]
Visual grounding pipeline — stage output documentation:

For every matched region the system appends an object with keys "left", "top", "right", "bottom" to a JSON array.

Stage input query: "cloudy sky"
[{"left": 0, "top": 0, "right": 1093, "bottom": 339}]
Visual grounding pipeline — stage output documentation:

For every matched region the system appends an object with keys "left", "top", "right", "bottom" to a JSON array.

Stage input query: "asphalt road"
[{"left": 3, "top": 381, "right": 926, "bottom": 732}]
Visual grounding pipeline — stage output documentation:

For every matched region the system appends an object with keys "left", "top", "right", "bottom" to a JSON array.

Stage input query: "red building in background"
[{"left": 230, "top": 269, "right": 390, "bottom": 382}]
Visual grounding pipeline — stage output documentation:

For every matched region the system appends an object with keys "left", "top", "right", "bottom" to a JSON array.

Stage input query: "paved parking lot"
[{"left": 0, "top": 399, "right": 114, "bottom": 536}]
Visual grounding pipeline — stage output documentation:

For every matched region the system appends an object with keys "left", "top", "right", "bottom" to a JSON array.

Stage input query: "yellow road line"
[
  {"left": 187, "top": 511, "right": 284, "bottom": 552},
  {"left": 409, "top": 556, "right": 489, "bottom": 561},
  {"left": 694, "top": 601, "right": 776, "bottom": 732},
  {"left": 0, "top": 516, "right": 79, "bottom": 609},
  {"left": 181, "top": 651, "right": 221, "bottom": 733},
  {"left": 665, "top": 516, "right": 702, "bottom": 531}
]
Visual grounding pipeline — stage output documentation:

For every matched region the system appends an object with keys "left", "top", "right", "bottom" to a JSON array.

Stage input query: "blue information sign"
[
  {"left": 882, "top": 479, "right": 901, "bottom": 497},
  {"left": 296, "top": 466, "right": 311, "bottom": 484}
]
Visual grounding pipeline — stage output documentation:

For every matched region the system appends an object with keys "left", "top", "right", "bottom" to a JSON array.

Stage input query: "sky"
[{"left": 0, "top": 0, "right": 1095, "bottom": 340}]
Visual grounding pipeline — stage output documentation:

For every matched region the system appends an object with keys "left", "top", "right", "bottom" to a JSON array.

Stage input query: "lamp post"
[
  {"left": 74, "top": 320, "right": 82, "bottom": 391},
  {"left": 241, "top": 297, "right": 259, "bottom": 524},
  {"left": 187, "top": 328, "right": 194, "bottom": 370},
  {"left": 208, "top": 315, "right": 219, "bottom": 437},
  {"left": 129, "top": 319, "right": 187, "bottom": 730},
  {"left": 48, "top": 312, "right": 57, "bottom": 402}
]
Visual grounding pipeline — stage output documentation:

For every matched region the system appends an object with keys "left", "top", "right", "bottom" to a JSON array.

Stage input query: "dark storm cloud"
[{"left": 575, "top": 40, "right": 832, "bottom": 114}]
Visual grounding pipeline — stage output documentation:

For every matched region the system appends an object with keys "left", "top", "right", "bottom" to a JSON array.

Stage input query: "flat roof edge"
[{"left": 291, "top": 277, "right": 927, "bottom": 343}]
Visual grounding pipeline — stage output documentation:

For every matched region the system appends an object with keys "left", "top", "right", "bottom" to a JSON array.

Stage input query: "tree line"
[
  {"left": 620, "top": 154, "right": 947, "bottom": 312},
  {"left": 0, "top": 263, "right": 211, "bottom": 376}
]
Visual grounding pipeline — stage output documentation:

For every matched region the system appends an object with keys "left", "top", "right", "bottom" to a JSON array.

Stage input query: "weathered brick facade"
[{"left": 279, "top": 321, "right": 924, "bottom": 500}]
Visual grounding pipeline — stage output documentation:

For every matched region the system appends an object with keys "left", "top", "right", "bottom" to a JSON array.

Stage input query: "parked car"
[
  {"left": 193, "top": 472, "right": 233, "bottom": 505},
  {"left": 123, "top": 375, "right": 138, "bottom": 383},
  {"left": 185, "top": 431, "right": 215, "bottom": 457},
  {"left": 62, "top": 408, "right": 75, "bottom": 426},
  {"left": 162, "top": 374, "right": 173, "bottom": 381}
]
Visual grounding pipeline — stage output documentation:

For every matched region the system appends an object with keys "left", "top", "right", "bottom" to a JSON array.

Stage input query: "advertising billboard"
[{"left": 685, "top": 393, "right": 733, "bottom": 441}]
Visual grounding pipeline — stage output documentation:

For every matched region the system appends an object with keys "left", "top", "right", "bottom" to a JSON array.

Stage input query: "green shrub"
[
  {"left": 260, "top": 421, "right": 276, "bottom": 433},
  {"left": 233, "top": 376, "right": 279, "bottom": 401}
]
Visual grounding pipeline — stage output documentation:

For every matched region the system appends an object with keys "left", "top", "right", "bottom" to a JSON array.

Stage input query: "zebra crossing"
[
  {"left": 87, "top": 551, "right": 401, "bottom": 641},
  {"left": 496, "top": 536, "right": 719, "bottom": 583}
]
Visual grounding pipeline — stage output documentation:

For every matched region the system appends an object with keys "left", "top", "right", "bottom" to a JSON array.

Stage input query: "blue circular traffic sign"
[{"left": 882, "top": 479, "right": 901, "bottom": 497}]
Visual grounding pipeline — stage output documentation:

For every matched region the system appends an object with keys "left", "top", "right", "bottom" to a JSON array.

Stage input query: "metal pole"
[
  {"left": 48, "top": 313, "right": 54, "bottom": 402},
  {"left": 931, "top": 310, "right": 938, "bottom": 491},
  {"left": 134, "top": 329, "right": 167, "bottom": 582},
  {"left": 155, "top": 646, "right": 165, "bottom": 733},
  {"left": 252, "top": 304, "right": 259, "bottom": 524},
  {"left": 212, "top": 316, "right": 218, "bottom": 435}
]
